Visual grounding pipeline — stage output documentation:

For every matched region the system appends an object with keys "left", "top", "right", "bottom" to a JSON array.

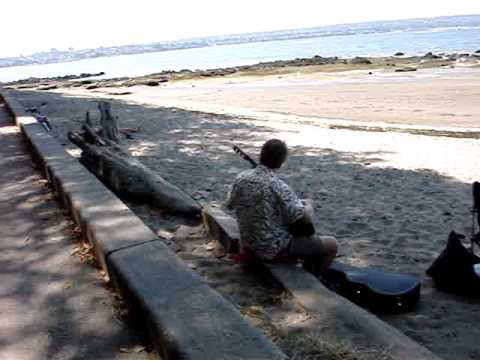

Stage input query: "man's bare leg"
[
  {"left": 288, "top": 234, "right": 338, "bottom": 274},
  {"left": 317, "top": 235, "right": 338, "bottom": 272},
  {"left": 293, "top": 198, "right": 338, "bottom": 272}
]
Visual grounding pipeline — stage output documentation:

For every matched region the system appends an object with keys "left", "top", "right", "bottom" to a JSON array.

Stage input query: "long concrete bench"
[
  {"left": 109, "top": 240, "right": 286, "bottom": 359},
  {"left": 202, "top": 205, "right": 442, "bottom": 360},
  {"left": 1, "top": 90, "right": 286, "bottom": 360}
]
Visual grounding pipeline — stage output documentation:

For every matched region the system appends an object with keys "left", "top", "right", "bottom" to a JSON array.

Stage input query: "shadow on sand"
[{"left": 8, "top": 89, "right": 480, "bottom": 359}]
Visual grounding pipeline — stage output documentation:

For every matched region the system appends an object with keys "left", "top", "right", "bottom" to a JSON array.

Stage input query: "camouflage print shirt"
[{"left": 226, "top": 165, "right": 305, "bottom": 260}]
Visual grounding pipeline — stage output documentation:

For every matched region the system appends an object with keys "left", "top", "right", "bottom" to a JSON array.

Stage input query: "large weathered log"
[
  {"left": 69, "top": 131, "right": 201, "bottom": 216},
  {"left": 83, "top": 111, "right": 107, "bottom": 146},
  {"left": 67, "top": 102, "right": 201, "bottom": 217}
]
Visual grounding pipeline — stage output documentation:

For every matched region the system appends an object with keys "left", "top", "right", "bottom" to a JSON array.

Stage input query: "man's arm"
[
  {"left": 273, "top": 179, "right": 305, "bottom": 224},
  {"left": 300, "top": 198, "right": 314, "bottom": 224}
]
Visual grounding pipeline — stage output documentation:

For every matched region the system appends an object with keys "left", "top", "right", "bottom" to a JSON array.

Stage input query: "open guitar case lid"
[{"left": 426, "top": 230, "right": 480, "bottom": 296}]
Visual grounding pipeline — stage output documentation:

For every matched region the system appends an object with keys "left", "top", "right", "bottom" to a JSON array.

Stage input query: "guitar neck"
[{"left": 233, "top": 145, "right": 257, "bottom": 168}]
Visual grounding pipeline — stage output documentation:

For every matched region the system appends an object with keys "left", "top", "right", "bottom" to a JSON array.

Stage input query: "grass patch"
[
  {"left": 279, "top": 333, "right": 393, "bottom": 360},
  {"left": 241, "top": 305, "right": 393, "bottom": 360}
]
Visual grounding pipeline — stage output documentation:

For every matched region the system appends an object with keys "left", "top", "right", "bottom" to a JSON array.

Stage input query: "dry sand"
[
  {"left": 10, "top": 66, "right": 480, "bottom": 359},
  {"left": 109, "top": 66, "right": 480, "bottom": 129}
]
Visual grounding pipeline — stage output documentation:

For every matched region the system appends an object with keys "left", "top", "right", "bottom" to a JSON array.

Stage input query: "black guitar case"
[{"left": 322, "top": 261, "right": 421, "bottom": 313}]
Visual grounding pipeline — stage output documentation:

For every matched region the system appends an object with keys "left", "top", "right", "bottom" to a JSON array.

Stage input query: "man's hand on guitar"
[{"left": 301, "top": 198, "right": 314, "bottom": 224}]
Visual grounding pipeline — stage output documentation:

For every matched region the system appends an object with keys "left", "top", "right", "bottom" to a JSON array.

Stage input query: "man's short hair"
[{"left": 260, "top": 139, "right": 288, "bottom": 169}]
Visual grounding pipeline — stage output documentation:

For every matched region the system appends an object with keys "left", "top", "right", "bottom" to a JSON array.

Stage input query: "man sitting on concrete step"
[{"left": 226, "top": 139, "right": 338, "bottom": 273}]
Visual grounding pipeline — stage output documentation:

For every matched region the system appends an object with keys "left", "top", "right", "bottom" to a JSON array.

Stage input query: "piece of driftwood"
[
  {"left": 98, "top": 101, "right": 121, "bottom": 143},
  {"left": 203, "top": 206, "right": 440, "bottom": 360},
  {"left": 68, "top": 103, "right": 201, "bottom": 217}
]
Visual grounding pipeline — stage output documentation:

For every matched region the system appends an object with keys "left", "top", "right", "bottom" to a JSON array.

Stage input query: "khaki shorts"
[{"left": 275, "top": 235, "right": 329, "bottom": 261}]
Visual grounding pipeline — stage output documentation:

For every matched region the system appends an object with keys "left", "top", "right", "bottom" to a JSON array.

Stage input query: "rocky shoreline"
[{"left": 4, "top": 51, "right": 479, "bottom": 91}]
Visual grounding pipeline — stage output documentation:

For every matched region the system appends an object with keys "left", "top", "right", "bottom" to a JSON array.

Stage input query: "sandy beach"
[
  {"left": 123, "top": 66, "right": 480, "bottom": 129},
  {"left": 9, "top": 63, "right": 480, "bottom": 359}
]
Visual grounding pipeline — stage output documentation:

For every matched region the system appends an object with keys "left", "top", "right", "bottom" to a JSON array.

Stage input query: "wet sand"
[{"left": 120, "top": 67, "right": 480, "bottom": 129}]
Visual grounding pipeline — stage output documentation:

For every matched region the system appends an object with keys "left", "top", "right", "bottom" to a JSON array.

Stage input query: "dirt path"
[{"left": 0, "top": 101, "right": 152, "bottom": 359}]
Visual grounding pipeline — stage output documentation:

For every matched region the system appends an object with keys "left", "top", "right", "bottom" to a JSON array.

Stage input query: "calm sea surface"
[{"left": 1, "top": 15, "right": 479, "bottom": 82}]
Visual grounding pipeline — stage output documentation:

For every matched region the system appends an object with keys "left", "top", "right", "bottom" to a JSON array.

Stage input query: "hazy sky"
[{"left": 1, "top": 0, "right": 479, "bottom": 57}]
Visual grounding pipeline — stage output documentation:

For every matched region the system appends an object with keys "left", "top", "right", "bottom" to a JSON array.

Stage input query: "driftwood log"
[
  {"left": 68, "top": 102, "right": 201, "bottom": 217},
  {"left": 98, "top": 102, "right": 121, "bottom": 143}
]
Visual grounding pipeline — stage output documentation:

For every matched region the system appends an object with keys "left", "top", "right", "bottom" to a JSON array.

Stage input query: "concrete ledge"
[
  {"left": 109, "top": 241, "right": 286, "bottom": 360},
  {"left": 86, "top": 204, "right": 159, "bottom": 272},
  {"left": 1, "top": 90, "right": 30, "bottom": 120},
  {"left": 1, "top": 90, "right": 286, "bottom": 359},
  {"left": 16, "top": 120, "right": 158, "bottom": 272},
  {"left": 267, "top": 264, "right": 440, "bottom": 360},
  {"left": 203, "top": 206, "right": 442, "bottom": 360},
  {"left": 203, "top": 204, "right": 240, "bottom": 253}
]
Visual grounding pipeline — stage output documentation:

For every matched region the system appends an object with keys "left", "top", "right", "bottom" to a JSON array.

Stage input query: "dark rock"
[
  {"left": 394, "top": 52, "right": 405, "bottom": 56},
  {"left": 109, "top": 91, "right": 132, "bottom": 96},
  {"left": 145, "top": 80, "right": 159, "bottom": 86},
  {"left": 475, "top": 50, "right": 480, "bottom": 54},
  {"left": 78, "top": 71, "right": 105, "bottom": 78},
  {"left": 395, "top": 67, "right": 417, "bottom": 72},
  {"left": 37, "top": 84, "right": 58, "bottom": 90},
  {"left": 424, "top": 52, "right": 440, "bottom": 59},
  {"left": 16, "top": 84, "right": 37, "bottom": 89},
  {"left": 349, "top": 57, "right": 372, "bottom": 65},
  {"left": 86, "top": 84, "right": 99, "bottom": 89}
]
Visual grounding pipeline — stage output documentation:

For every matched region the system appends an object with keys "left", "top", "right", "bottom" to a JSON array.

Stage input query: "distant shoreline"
[
  {"left": 5, "top": 51, "right": 479, "bottom": 90},
  {"left": 1, "top": 14, "right": 478, "bottom": 70}
]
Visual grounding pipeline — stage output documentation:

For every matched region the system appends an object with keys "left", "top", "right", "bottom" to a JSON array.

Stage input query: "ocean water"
[{"left": 1, "top": 15, "right": 479, "bottom": 83}]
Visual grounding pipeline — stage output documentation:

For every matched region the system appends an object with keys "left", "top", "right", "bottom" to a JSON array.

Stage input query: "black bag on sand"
[{"left": 426, "top": 231, "right": 480, "bottom": 296}]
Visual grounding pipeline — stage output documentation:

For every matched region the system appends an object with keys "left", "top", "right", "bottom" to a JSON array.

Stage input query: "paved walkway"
[{"left": 0, "top": 101, "right": 151, "bottom": 359}]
